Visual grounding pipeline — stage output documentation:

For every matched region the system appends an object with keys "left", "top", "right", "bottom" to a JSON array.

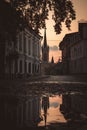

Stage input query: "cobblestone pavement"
[
  {"left": 34, "top": 75, "right": 87, "bottom": 83},
  {"left": 0, "top": 75, "right": 87, "bottom": 130},
  {"left": 0, "top": 75, "right": 87, "bottom": 95}
]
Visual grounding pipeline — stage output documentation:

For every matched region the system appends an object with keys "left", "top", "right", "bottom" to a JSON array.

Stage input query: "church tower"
[
  {"left": 51, "top": 56, "right": 54, "bottom": 64},
  {"left": 42, "top": 28, "right": 49, "bottom": 63}
]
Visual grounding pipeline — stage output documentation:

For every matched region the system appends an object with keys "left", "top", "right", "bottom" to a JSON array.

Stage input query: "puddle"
[
  {"left": 0, "top": 91, "right": 87, "bottom": 129},
  {"left": 38, "top": 95, "right": 67, "bottom": 126}
]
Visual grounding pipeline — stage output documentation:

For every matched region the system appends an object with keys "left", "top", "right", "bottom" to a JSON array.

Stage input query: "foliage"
[
  {"left": 0, "top": 0, "right": 76, "bottom": 37},
  {"left": 0, "top": 0, "right": 24, "bottom": 41}
]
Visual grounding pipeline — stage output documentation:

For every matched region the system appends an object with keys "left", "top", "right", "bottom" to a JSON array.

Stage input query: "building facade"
[
  {"left": 59, "top": 23, "right": 87, "bottom": 74},
  {"left": 0, "top": 27, "right": 42, "bottom": 78}
]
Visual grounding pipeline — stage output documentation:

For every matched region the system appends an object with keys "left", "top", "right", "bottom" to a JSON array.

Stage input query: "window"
[
  {"left": 24, "top": 61, "right": 27, "bottom": 73},
  {"left": 32, "top": 63, "right": 34, "bottom": 73},
  {"left": 37, "top": 64, "right": 39, "bottom": 73},
  {"left": 19, "top": 60, "right": 22, "bottom": 73},
  {"left": 74, "top": 60, "right": 77, "bottom": 69},
  {"left": 19, "top": 33, "right": 22, "bottom": 51},
  {"left": 28, "top": 62, "right": 31, "bottom": 73},
  {"left": 35, "top": 64, "right": 36, "bottom": 73},
  {"left": 28, "top": 39, "right": 31, "bottom": 55},
  {"left": 24, "top": 36, "right": 27, "bottom": 53},
  {"left": 15, "top": 60, "right": 18, "bottom": 73}
]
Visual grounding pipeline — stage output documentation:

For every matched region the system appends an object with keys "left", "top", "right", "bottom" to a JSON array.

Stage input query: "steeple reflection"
[
  {"left": 42, "top": 96, "right": 49, "bottom": 126},
  {"left": 39, "top": 95, "right": 66, "bottom": 127}
]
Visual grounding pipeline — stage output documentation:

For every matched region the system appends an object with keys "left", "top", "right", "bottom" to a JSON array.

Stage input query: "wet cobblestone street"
[{"left": 0, "top": 75, "right": 87, "bottom": 130}]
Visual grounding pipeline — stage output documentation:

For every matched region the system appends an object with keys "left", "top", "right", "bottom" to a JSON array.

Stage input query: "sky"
[{"left": 40, "top": 0, "right": 87, "bottom": 63}]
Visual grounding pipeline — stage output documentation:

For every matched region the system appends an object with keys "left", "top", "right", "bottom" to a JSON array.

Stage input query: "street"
[
  {"left": 0, "top": 75, "right": 87, "bottom": 130},
  {"left": 31, "top": 75, "right": 87, "bottom": 83}
]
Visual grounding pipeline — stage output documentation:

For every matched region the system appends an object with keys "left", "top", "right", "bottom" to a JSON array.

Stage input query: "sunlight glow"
[{"left": 40, "top": 0, "right": 87, "bottom": 62}]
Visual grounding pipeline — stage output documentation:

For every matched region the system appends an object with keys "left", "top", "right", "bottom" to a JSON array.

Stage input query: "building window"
[
  {"left": 19, "top": 33, "right": 22, "bottom": 51},
  {"left": 32, "top": 63, "right": 34, "bottom": 73},
  {"left": 24, "top": 61, "right": 27, "bottom": 73},
  {"left": 78, "top": 47, "right": 80, "bottom": 56},
  {"left": 80, "top": 46, "right": 82, "bottom": 55},
  {"left": 35, "top": 44, "right": 37, "bottom": 56},
  {"left": 15, "top": 60, "right": 18, "bottom": 73},
  {"left": 19, "top": 60, "right": 22, "bottom": 73},
  {"left": 28, "top": 39, "right": 31, "bottom": 55},
  {"left": 35, "top": 64, "right": 36, "bottom": 73},
  {"left": 37, "top": 64, "right": 39, "bottom": 73},
  {"left": 8, "top": 41, "right": 12, "bottom": 47},
  {"left": 74, "top": 60, "right": 77, "bottom": 69},
  {"left": 24, "top": 35, "right": 27, "bottom": 53},
  {"left": 37, "top": 44, "right": 39, "bottom": 57},
  {"left": 28, "top": 62, "right": 31, "bottom": 73}
]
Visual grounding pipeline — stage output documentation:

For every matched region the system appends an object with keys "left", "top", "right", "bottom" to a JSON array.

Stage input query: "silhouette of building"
[
  {"left": 0, "top": 27, "right": 42, "bottom": 78},
  {"left": 42, "top": 28, "right": 49, "bottom": 63},
  {"left": 41, "top": 28, "right": 58, "bottom": 75},
  {"left": 59, "top": 22, "right": 87, "bottom": 74},
  {"left": 42, "top": 96, "right": 49, "bottom": 126},
  {"left": 51, "top": 56, "right": 54, "bottom": 64},
  {"left": 41, "top": 28, "right": 50, "bottom": 75}
]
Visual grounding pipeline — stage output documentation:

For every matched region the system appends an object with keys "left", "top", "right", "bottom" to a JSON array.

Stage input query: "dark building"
[
  {"left": 51, "top": 56, "right": 54, "bottom": 64},
  {"left": 59, "top": 22, "right": 87, "bottom": 74}
]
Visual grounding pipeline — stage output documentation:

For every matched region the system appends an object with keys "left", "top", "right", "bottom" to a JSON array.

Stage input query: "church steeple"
[
  {"left": 42, "top": 28, "right": 49, "bottom": 63},
  {"left": 51, "top": 56, "right": 54, "bottom": 64},
  {"left": 43, "top": 28, "right": 47, "bottom": 47}
]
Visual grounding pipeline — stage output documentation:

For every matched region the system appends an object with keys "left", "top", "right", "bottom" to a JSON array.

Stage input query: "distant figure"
[{"left": 42, "top": 96, "right": 49, "bottom": 126}]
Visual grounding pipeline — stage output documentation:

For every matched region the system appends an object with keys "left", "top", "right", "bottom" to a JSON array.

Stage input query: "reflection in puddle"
[
  {"left": 0, "top": 95, "right": 41, "bottom": 128},
  {"left": 39, "top": 95, "right": 66, "bottom": 126},
  {"left": 60, "top": 92, "right": 87, "bottom": 124},
  {"left": 0, "top": 92, "right": 87, "bottom": 129}
]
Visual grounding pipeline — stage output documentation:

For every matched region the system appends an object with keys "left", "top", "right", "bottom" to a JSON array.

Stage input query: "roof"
[
  {"left": 24, "top": 26, "right": 43, "bottom": 39},
  {"left": 59, "top": 32, "right": 80, "bottom": 49}
]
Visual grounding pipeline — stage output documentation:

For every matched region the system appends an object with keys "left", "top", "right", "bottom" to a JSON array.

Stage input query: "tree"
[
  {"left": 0, "top": 0, "right": 76, "bottom": 79},
  {"left": 0, "top": 0, "right": 25, "bottom": 41},
  {"left": 0, "top": 0, "right": 76, "bottom": 36}
]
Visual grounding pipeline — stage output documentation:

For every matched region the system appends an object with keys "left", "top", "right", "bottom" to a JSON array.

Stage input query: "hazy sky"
[{"left": 41, "top": 0, "right": 87, "bottom": 62}]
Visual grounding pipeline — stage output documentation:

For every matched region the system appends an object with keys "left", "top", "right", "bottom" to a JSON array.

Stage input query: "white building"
[{"left": 4, "top": 27, "right": 42, "bottom": 78}]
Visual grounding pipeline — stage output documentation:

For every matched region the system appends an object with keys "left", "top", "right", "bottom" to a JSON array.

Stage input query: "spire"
[
  {"left": 51, "top": 56, "right": 54, "bottom": 63},
  {"left": 43, "top": 28, "right": 47, "bottom": 47},
  {"left": 42, "top": 27, "right": 49, "bottom": 63}
]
